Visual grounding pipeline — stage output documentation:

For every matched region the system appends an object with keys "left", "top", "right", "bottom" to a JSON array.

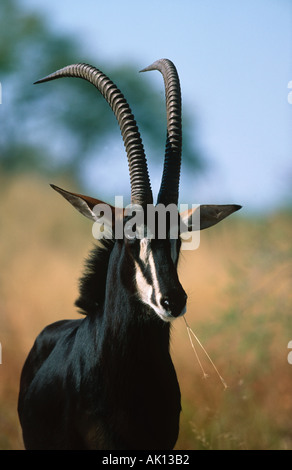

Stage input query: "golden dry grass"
[{"left": 0, "top": 174, "right": 291, "bottom": 449}]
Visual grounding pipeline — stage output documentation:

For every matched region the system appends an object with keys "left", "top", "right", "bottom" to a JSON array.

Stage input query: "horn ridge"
[
  {"left": 35, "top": 63, "right": 153, "bottom": 206},
  {"left": 140, "top": 59, "right": 182, "bottom": 205}
]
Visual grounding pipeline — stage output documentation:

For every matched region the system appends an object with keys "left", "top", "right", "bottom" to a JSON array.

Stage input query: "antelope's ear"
[
  {"left": 50, "top": 184, "right": 115, "bottom": 223},
  {"left": 180, "top": 204, "right": 242, "bottom": 232}
]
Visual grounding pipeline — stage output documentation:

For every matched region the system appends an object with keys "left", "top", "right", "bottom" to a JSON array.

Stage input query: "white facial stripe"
[
  {"left": 134, "top": 239, "right": 173, "bottom": 322},
  {"left": 147, "top": 250, "right": 162, "bottom": 308},
  {"left": 139, "top": 237, "right": 148, "bottom": 264},
  {"left": 134, "top": 261, "right": 152, "bottom": 305}
]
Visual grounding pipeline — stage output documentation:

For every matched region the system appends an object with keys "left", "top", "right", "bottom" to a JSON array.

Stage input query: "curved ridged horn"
[
  {"left": 140, "top": 59, "right": 182, "bottom": 205},
  {"left": 34, "top": 63, "right": 153, "bottom": 206}
]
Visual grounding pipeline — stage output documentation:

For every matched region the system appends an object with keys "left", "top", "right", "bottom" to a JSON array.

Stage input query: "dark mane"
[{"left": 75, "top": 238, "right": 115, "bottom": 316}]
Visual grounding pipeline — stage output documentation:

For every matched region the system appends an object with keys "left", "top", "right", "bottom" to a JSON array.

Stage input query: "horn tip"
[
  {"left": 139, "top": 59, "right": 162, "bottom": 73},
  {"left": 139, "top": 66, "right": 153, "bottom": 73},
  {"left": 50, "top": 183, "right": 63, "bottom": 193},
  {"left": 139, "top": 59, "right": 173, "bottom": 74},
  {"left": 34, "top": 75, "right": 53, "bottom": 85}
]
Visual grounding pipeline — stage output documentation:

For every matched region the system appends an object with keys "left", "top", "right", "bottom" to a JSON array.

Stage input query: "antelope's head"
[{"left": 35, "top": 60, "right": 241, "bottom": 322}]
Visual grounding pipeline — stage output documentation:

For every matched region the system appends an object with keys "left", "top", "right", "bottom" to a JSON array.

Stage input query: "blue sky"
[{"left": 23, "top": 0, "right": 292, "bottom": 213}]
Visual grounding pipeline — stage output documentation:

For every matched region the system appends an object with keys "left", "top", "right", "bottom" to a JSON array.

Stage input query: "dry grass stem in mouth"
[{"left": 183, "top": 316, "right": 227, "bottom": 390}]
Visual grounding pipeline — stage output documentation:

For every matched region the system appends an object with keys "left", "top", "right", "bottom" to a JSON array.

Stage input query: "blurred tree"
[{"left": 0, "top": 0, "right": 203, "bottom": 191}]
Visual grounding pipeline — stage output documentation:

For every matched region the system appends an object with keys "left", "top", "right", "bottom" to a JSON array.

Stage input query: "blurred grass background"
[
  {"left": 0, "top": 173, "right": 291, "bottom": 450},
  {"left": 1, "top": 0, "right": 291, "bottom": 451}
]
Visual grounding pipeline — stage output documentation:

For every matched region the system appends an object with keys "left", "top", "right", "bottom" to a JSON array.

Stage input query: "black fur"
[
  {"left": 18, "top": 238, "right": 183, "bottom": 450},
  {"left": 75, "top": 239, "right": 114, "bottom": 316}
]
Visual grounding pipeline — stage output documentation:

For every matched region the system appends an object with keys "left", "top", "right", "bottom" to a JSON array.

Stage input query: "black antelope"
[{"left": 18, "top": 59, "right": 241, "bottom": 450}]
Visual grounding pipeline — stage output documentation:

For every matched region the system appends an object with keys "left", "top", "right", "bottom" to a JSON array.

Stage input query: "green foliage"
[{"left": 0, "top": 0, "right": 203, "bottom": 188}]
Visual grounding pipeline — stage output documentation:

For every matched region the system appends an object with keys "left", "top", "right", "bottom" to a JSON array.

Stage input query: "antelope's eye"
[
  {"left": 125, "top": 235, "right": 137, "bottom": 245},
  {"left": 124, "top": 233, "right": 140, "bottom": 252}
]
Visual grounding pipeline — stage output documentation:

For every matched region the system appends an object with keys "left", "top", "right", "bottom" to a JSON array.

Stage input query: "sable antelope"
[{"left": 18, "top": 59, "right": 241, "bottom": 450}]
